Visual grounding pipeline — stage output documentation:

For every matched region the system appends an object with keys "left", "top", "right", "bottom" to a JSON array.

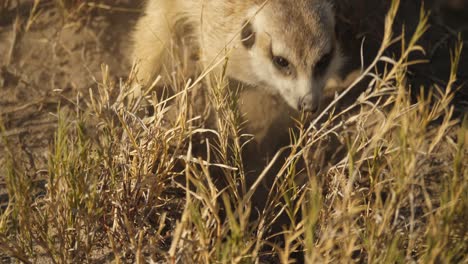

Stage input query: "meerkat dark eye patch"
[
  {"left": 241, "top": 21, "right": 255, "bottom": 49},
  {"left": 314, "top": 47, "right": 334, "bottom": 77}
]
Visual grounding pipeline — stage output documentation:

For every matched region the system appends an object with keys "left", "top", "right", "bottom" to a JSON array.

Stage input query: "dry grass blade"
[{"left": 0, "top": 0, "right": 466, "bottom": 263}]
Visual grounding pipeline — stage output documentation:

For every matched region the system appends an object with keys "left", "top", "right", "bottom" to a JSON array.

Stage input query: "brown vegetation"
[{"left": 0, "top": 0, "right": 466, "bottom": 263}]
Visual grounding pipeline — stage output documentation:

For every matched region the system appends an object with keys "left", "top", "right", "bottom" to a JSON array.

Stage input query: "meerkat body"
[
  {"left": 132, "top": 0, "right": 341, "bottom": 113},
  {"left": 132, "top": 2, "right": 342, "bottom": 248}
]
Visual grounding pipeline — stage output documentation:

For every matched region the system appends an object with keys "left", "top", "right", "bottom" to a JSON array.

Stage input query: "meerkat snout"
[{"left": 299, "top": 94, "right": 320, "bottom": 113}]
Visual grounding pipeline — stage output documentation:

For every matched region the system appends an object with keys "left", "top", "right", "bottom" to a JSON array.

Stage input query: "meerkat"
[
  {"left": 131, "top": 0, "right": 342, "bottom": 115},
  {"left": 131, "top": 2, "right": 342, "bottom": 253},
  {"left": 131, "top": 1, "right": 343, "bottom": 208}
]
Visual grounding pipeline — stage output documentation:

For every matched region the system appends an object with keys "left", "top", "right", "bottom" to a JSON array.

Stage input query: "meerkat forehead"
[{"left": 250, "top": 0, "right": 336, "bottom": 67}]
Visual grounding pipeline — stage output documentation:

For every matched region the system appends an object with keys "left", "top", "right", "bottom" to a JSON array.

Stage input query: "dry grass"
[{"left": 1, "top": 0, "right": 467, "bottom": 263}]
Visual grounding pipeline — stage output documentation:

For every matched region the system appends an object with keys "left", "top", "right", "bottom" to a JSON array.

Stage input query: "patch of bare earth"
[{"left": 0, "top": 1, "right": 140, "bottom": 262}]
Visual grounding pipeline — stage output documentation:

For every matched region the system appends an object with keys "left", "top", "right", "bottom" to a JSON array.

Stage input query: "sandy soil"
[{"left": 0, "top": 1, "right": 141, "bottom": 200}]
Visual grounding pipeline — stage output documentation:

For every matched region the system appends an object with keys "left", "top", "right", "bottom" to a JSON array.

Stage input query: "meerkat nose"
[{"left": 298, "top": 95, "right": 319, "bottom": 113}]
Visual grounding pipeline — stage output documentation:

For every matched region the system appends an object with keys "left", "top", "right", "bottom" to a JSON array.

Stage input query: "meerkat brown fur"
[{"left": 131, "top": 0, "right": 341, "bottom": 113}]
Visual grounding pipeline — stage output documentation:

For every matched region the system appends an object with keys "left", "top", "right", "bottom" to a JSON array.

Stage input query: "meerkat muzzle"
[{"left": 298, "top": 94, "right": 320, "bottom": 113}]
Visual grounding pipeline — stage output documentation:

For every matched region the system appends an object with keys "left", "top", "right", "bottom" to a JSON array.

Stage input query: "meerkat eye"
[
  {"left": 314, "top": 49, "right": 334, "bottom": 77},
  {"left": 273, "top": 56, "right": 290, "bottom": 69}
]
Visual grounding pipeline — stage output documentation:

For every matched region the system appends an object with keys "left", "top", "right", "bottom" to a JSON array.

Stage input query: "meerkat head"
[{"left": 228, "top": 0, "right": 341, "bottom": 113}]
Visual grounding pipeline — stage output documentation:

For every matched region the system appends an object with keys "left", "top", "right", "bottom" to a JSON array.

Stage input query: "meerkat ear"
[{"left": 241, "top": 21, "right": 256, "bottom": 49}]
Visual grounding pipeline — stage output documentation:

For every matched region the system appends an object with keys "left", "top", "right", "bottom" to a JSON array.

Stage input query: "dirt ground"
[
  {"left": 335, "top": 1, "right": 468, "bottom": 108},
  {"left": 0, "top": 1, "right": 141, "bottom": 209},
  {"left": 0, "top": 0, "right": 467, "bottom": 262},
  {"left": 0, "top": 0, "right": 138, "bottom": 163}
]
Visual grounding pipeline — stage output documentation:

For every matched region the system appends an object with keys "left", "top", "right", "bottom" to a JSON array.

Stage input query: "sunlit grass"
[{"left": 0, "top": 0, "right": 466, "bottom": 263}]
